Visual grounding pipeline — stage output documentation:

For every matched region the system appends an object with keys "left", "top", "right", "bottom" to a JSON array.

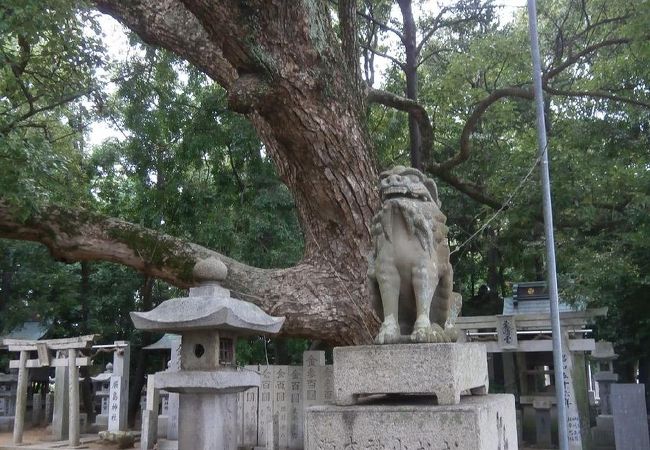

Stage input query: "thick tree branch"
[
  {"left": 429, "top": 170, "right": 503, "bottom": 210},
  {"left": 433, "top": 87, "right": 533, "bottom": 172},
  {"left": 367, "top": 87, "right": 433, "bottom": 163},
  {"left": 94, "top": 0, "right": 236, "bottom": 88},
  {"left": 0, "top": 200, "right": 378, "bottom": 344}
]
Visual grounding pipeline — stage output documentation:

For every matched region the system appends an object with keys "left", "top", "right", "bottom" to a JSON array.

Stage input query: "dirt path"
[{"left": 0, "top": 428, "right": 135, "bottom": 449}]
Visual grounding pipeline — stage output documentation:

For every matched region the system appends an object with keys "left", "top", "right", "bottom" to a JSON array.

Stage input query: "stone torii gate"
[{"left": 2, "top": 335, "right": 96, "bottom": 446}]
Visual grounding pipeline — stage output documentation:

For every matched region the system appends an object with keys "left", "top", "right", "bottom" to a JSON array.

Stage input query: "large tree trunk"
[{"left": 0, "top": 1, "right": 383, "bottom": 345}]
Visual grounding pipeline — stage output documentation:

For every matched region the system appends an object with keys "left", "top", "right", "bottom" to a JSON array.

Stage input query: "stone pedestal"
[
  {"left": 533, "top": 398, "right": 553, "bottom": 447},
  {"left": 334, "top": 343, "right": 489, "bottom": 405},
  {"left": 305, "top": 342, "right": 517, "bottom": 450},
  {"left": 306, "top": 395, "right": 517, "bottom": 450}
]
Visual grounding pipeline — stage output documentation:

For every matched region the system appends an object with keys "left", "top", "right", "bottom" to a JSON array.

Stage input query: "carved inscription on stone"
[
  {"left": 289, "top": 366, "right": 303, "bottom": 449},
  {"left": 258, "top": 366, "right": 274, "bottom": 448},
  {"left": 314, "top": 436, "right": 458, "bottom": 449}
]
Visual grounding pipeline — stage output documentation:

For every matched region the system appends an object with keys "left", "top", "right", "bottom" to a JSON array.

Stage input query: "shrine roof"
[
  {"left": 143, "top": 333, "right": 181, "bottom": 351},
  {"left": 0, "top": 321, "right": 50, "bottom": 343}
]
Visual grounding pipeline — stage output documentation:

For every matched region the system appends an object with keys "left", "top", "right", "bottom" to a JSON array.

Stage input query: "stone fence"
[{"left": 236, "top": 351, "right": 333, "bottom": 449}]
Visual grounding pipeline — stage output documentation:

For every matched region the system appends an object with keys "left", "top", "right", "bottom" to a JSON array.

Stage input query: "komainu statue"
[{"left": 368, "top": 166, "right": 461, "bottom": 344}]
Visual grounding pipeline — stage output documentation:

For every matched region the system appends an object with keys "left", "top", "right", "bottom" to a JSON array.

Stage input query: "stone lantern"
[
  {"left": 91, "top": 363, "right": 113, "bottom": 427},
  {"left": 590, "top": 340, "right": 618, "bottom": 415},
  {"left": 131, "top": 281, "right": 284, "bottom": 450}
]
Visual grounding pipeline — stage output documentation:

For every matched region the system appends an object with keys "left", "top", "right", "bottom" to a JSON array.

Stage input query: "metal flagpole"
[{"left": 526, "top": 0, "right": 570, "bottom": 449}]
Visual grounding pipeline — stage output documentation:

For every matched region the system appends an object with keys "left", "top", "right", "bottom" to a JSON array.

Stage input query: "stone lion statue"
[{"left": 368, "top": 166, "right": 461, "bottom": 344}]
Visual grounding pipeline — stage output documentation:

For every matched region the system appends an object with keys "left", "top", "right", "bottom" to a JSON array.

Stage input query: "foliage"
[{"left": 0, "top": 0, "right": 104, "bottom": 213}]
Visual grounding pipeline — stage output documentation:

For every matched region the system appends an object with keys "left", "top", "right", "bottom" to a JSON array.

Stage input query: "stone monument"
[
  {"left": 305, "top": 166, "right": 518, "bottom": 450},
  {"left": 130, "top": 259, "right": 285, "bottom": 450}
]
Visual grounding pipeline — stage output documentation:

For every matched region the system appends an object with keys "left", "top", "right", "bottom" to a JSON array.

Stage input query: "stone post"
[
  {"left": 166, "top": 341, "right": 180, "bottom": 439},
  {"left": 109, "top": 341, "right": 130, "bottom": 432},
  {"left": 43, "top": 392, "right": 53, "bottom": 426},
  {"left": 52, "top": 355, "right": 70, "bottom": 440},
  {"left": 141, "top": 375, "right": 160, "bottom": 450},
  {"left": 12, "top": 350, "right": 28, "bottom": 445},
  {"left": 68, "top": 348, "right": 80, "bottom": 447},
  {"left": 31, "top": 392, "right": 42, "bottom": 425}
]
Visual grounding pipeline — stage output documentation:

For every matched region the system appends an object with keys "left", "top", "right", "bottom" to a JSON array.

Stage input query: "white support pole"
[
  {"left": 12, "top": 350, "right": 29, "bottom": 444},
  {"left": 526, "top": 1, "right": 570, "bottom": 449},
  {"left": 68, "top": 348, "right": 80, "bottom": 447}
]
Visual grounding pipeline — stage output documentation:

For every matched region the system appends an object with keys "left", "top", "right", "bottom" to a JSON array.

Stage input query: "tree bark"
[{"left": 88, "top": 0, "right": 382, "bottom": 344}]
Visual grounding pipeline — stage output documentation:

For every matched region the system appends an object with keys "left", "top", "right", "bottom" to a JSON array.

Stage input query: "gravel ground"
[{"left": 0, "top": 428, "right": 136, "bottom": 449}]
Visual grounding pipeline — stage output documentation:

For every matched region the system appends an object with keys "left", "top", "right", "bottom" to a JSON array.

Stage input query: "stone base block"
[
  {"left": 179, "top": 392, "right": 239, "bottom": 450},
  {"left": 305, "top": 394, "right": 517, "bottom": 450},
  {"left": 591, "top": 415, "right": 615, "bottom": 449},
  {"left": 333, "top": 343, "right": 488, "bottom": 405},
  {"left": 94, "top": 414, "right": 108, "bottom": 428},
  {"left": 157, "top": 415, "right": 169, "bottom": 437}
]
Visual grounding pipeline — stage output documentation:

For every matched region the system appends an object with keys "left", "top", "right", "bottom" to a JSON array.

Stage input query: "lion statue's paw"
[
  {"left": 410, "top": 316, "right": 432, "bottom": 343},
  {"left": 443, "top": 326, "right": 459, "bottom": 343},
  {"left": 420, "top": 322, "right": 449, "bottom": 343},
  {"left": 375, "top": 316, "right": 401, "bottom": 344}
]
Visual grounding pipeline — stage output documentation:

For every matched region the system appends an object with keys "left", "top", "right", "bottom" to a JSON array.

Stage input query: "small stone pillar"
[
  {"left": 31, "top": 392, "right": 43, "bottom": 425},
  {"left": 140, "top": 375, "right": 160, "bottom": 449},
  {"left": 166, "top": 342, "right": 180, "bottom": 439},
  {"left": 43, "top": 392, "right": 54, "bottom": 426},
  {"left": 130, "top": 282, "right": 284, "bottom": 450}
]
